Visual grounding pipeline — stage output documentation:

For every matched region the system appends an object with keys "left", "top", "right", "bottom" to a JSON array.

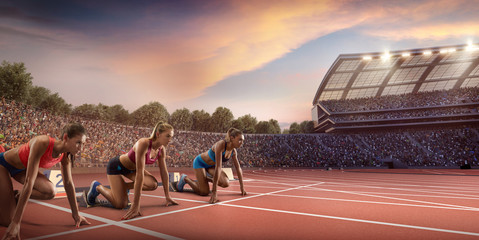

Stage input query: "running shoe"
[
  {"left": 87, "top": 180, "right": 101, "bottom": 205},
  {"left": 176, "top": 174, "right": 187, "bottom": 192}
]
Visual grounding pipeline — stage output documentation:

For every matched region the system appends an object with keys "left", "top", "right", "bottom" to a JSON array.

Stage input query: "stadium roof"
[{"left": 312, "top": 43, "right": 479, "bottom": 104}]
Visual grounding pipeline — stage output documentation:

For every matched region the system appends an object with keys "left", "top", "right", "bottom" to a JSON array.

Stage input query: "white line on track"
[
  {"left": 220, "top": 203, "right": 479, "bottom": 237},
  {"left": 27, "top": 200, "right": 183, "bottom": 240}
]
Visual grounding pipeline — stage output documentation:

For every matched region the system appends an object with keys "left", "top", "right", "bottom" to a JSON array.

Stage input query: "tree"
[
  {"left": 268, "top": 119, "right": 281, "bottom": 134},
  {"left": 289, "top": 122, "right": 301, "bottom": 134},
  {"left": 38, "top": 92, "right": 72, "bottom": 115},
  {"left": 72, "top": 104, "right": 102, "bottom": 119},
  {"left": 107, "top": 104, "right": 130, "bottom": 124},
  {"left": 255, "top": 121, "right": 271, "bottom": 134},
  {"left": 191, "top": 110, "right": 211, "bottom": 132},
  {"left": 0, "top": 61, "right": 33, "bottom": 102},
  {"left": 300, "top": 120, "right": 315, "bottom": 133},
  {"left": 237, "top": 114, "right": 257, "bottom": 133},
  {"left": 255, "top": 119, "right": 281, "bottom": 134},
  {"left": 130, "top": 102, "right": 169, "bottom": 127},
  {"left": 231, "top": 119, "right": 245, "bottom": 132},
  {"left": 26, "top": 86, "right": 50, "bottom": 107},
  {"left": 211, "top": 107, "right": 233, "bottom": 133},
  {"left": 170, "top": 108, "right": 193, "bottom": 130}
]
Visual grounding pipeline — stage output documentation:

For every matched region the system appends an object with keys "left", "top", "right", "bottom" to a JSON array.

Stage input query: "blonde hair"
[
  {"left": 149, "top": 121, "right": 173, "bottom": 140},
  {"left": 225, "top": 127, "right": 243, "bottom": 142}
]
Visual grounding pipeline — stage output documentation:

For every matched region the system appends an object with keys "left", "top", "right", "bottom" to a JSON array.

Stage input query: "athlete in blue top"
[{"left": 176, "top": 128, "right": 247, "bottom": 203}]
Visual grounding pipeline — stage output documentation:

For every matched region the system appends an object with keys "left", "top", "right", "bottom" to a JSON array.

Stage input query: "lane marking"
[
  {"left": 27, "top": 200, "right": 183, "bottom": 240},
  {"left": 221, "top": 203, "right": 479, "bottom": 237},
  {"left": 215, "top": 189, "right": 479, "bottom": 211}
]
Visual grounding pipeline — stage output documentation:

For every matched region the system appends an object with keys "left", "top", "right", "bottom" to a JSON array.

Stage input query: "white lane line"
[
  {"left": 304, "top": 186, "right": 479, "bottom": 211},
  {"left": 221, "top": 203, "right": 479, "bottom": 237},
  {"left": 125, "top": 182, "right": 325, "bottom": 223},
  {"left": 216, "top": 189, "right": 479, "bottom": 212},
  {"left": 219, "top": 182, "right": 325, "bottom": 205},
  {"left": 27, "top": 200, "right": 183, "bottom": 240}
]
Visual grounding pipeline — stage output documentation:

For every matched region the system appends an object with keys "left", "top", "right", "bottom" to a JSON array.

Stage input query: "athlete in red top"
[{"left": 0, "top": 123, "right": 90, "bottom": 240}]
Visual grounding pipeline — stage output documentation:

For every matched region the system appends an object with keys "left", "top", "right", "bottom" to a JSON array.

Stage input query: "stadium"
[
  {"left": 2, "top": 43, "right": 479, "bottom": 239},
  {"left": 312, "top": 43, "right": 479, "bottom": 168}
]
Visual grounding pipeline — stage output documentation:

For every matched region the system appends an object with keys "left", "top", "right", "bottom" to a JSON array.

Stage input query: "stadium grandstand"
[{"left": 312, "top": 43, "right": 479, "bottom": 133}]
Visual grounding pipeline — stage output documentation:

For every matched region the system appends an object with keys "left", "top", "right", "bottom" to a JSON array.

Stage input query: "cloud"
[
  {"left": 100, "top": 0, "right": 369, "bottom": 101},
  {"left": 356, "top": 0, "right": 479, "bottom": 40}
]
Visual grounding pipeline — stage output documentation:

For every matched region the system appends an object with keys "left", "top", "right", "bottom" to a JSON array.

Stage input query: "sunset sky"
[{"left": 1, "top": 0, "right": 479, "bottom": 128}]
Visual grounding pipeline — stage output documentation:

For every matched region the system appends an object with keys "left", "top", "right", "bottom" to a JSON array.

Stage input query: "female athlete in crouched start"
[
  {"left": 86, "top": 121, "right": 178, "bottom": 220},
  {"left": 1, "top": 123, "right": 90, "bottom": 240},
  {"left": 175, "top": 128, "right": 247, "bottom": 203}
]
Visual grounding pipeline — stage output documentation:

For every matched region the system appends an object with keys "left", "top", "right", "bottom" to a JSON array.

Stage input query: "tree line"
[{"left": 0, "top": 60, "right": 314, "bottom": 134}]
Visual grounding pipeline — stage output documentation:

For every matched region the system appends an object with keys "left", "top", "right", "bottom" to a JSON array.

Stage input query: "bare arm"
[
  {"left": 232, "top": 149, "right": 246, "bottom": 196},
  {"left": 210, "top": 141, "right": 225, "bottom": 203},
  {"left": 4, "top": 137, "right": 48, "bottom": 239},
  {"left": 157, "top": 148, "right": 178, "bottom": 206},
  {"left": 122, "top": 139, "right": 147, "bottom": 220},
  {"left": 61, "top": 154, "right": 91, "bottom": 227}
]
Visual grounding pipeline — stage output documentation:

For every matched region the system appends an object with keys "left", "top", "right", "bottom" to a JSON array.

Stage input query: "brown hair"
[
  {"left": 61, "top": 123, "right": 85, "bottom": 165},
  {"left": 225, "top": 128, "right": 243, "bottom": 142},
  {"left": 149, "top": 121, "right": 174, "bottom": 140},
  {"left": 61, "top": 123, "right": 86, "bottom": 138}
]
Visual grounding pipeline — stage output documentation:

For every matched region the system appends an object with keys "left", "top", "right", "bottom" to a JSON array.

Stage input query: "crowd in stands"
[
  {"left": 322, "top": 87, "right": 479, "bottom": 113},
  {"left": 1, "top": 97, "right": 478, "bottom": 169},
  {"left": 330, "top": 107, "right": 478, "bottom": 122}
]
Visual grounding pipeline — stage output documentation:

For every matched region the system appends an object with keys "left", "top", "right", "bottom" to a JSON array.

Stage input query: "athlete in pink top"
[
  {"left": 1, "top": 123, "right": 90, "bottom": 240},
  {"left": 86, "top": 121, "right": 178, "bottom": 220}
]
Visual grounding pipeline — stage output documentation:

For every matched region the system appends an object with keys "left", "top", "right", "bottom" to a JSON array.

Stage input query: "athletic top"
[
  {"left": 18, "top": 137, "right": 64, "bottom": 168},
  {"left": 127, "top": 140, "right": 161, "bottom": 165},
  {"left": 207, "top": 140, "right": 232, "bottom": 163}
]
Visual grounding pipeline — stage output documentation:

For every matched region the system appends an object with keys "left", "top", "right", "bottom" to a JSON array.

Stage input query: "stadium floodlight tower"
[{"left": 312, "top": 43, "right": 479, "bottom": 133}]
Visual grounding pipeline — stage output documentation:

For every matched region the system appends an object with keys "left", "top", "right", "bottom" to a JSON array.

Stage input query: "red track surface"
[{"left": 2, "top": 168, "right": 479, "bottom": 239}]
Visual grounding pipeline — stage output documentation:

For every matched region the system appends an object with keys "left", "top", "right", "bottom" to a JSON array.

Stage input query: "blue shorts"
[
  {"left": 107, "top": 156, "right": 134, "bottom": 176},
  {"left": 0, "top": 152, "right": 25, "bottom": 177},
  {"left": 193, "top": 154, "right": 214, "bottom": 169}
]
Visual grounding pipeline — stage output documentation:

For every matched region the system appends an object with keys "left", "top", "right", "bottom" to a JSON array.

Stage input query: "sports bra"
[
  {"left": 207, "top": 140, "right": 232, "bottom": 163},
  {"left": 18, "top": 137, "right": 64, "bottom": 168},
  {"left": 127, "top": 140, "right": 161, "bottom": 165}
]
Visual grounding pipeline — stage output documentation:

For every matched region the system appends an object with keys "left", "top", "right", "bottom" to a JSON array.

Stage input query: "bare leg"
[
  {"left": 124, "top": 170, "right": 158, "bottom": 191},
  {"left": 13, "top": 171, "right": 56, "bottom": 200},
  {"left": 0, "top": 166, "right": 15, "bottom": 226},
  {"left": 97, "top": 175, "right": 129, "bottom": 209},
  {"left": 184, "top": 168, "right": 210, "bottom": 196},
  {"left": 206, "top": 168, "right": 230, "bottom": 188}
]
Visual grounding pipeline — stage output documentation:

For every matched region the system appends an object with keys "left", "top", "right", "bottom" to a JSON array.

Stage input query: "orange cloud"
[{"left": 102, "top": 0, "right": 367, "bottom": 101}]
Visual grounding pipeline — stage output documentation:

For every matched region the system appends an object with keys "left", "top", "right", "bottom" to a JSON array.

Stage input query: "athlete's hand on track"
[
  {"left": 2, "top": 222, "right": 20, "bottom": 240},
  {"left": 209, "top": 192, "right": 219, "bottom": 204},
  {"left": 240, "top": 188, "right": 247, "bottom": 196},
  {"left": 165, "top": 196, "right": 179, "bottom": 206},
  {"left": 73, "top": 214, "right": 91, "bottom": 228},
  {"left": 121, "top": 205, "right": 142, "bottom": 220}
]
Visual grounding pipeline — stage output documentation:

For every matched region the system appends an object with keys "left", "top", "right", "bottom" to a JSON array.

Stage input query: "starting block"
[
  {"left": 168, "top": 172, "right": 180, "bottom": 182},
  {"left": 223, "top": 168, "right": 234, "bottom": 180},
  {"left": 44, "top": 170, "right": 67, "bottom": 198}
]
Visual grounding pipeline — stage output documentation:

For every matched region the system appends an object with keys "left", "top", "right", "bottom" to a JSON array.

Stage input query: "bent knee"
[
  {"left": 199, "top": 190, "right": 210, "bottom": 196},
  {"left": 218, "top": 180, "right": 229, "bottom": 188},
  {"left": 143, "top": 182, "right": 158, "bottom": 191},
  {"left": 42, "top": 187, "right": 57, "bottom": 199},
  {"left": 113, "top": 201, "right": 129, "bottom": 209}
]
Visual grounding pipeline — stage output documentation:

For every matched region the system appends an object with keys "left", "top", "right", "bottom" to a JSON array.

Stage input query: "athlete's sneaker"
[
  {"left": 176, "top": 174, "right": 188, "bottom": 192},
  {"left": 87, "top": 180, "right": 101, "bottom": 205}
]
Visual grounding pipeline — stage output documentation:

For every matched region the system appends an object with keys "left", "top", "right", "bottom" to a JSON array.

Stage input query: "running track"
[{"left": 2, "top": 168, "right": 479, "bottom": 239}]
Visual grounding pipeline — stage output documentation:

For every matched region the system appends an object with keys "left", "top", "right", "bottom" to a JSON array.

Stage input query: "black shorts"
[{"left": 107, "top": 156, "right": 134, "bottom": 176}]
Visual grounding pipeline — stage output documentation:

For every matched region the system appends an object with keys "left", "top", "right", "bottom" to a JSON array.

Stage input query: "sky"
[{"left": 1, "top": 0, "right": 479, "bottom": 129}]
